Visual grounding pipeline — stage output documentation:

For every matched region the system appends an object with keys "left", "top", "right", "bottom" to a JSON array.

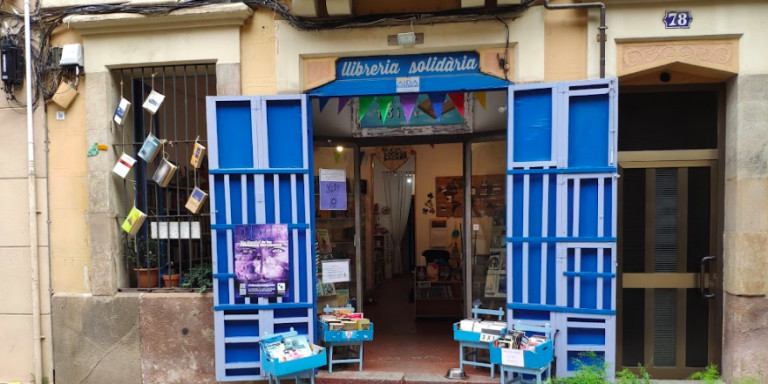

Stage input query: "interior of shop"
[{"left": 311, "top": 91, "right": 508, "bottom": 376}]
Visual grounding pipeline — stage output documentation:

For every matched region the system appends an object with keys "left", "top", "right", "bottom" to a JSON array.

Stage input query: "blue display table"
[
  {"left": 489, "top": 322, "right": 553, "bottom": 384},
  {"left": 317, "top": 305, "right": 374, "bottom": 373},
  {"left": 453, "top": 306, "right": 505, "bottom": 378},
  {"left": 260, "top": 329, "right": 327, "bottom": 384}
]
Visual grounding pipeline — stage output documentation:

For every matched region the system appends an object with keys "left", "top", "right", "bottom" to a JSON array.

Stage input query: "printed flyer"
[{"left": 234, "top": 224, "right": 290, "bottom": 298}]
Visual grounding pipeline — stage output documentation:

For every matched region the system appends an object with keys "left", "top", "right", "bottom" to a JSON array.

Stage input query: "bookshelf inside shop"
[
  {"left": 315, "top": 184, "right": 360, "bottom": 309},
  {"left": 413, "top": 255, "right": 463, "bottom": 317},
  {"left": 372, "top": 233, "right": 390, "bottom": 288}
]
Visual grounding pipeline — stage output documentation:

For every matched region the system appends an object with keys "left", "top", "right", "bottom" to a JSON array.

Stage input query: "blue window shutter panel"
[
  {"left": 207, "top": 95, "right": 315, "bottom": 382},
  {"left": 506, "top": 79, "right": 618, "bottom": 377}
]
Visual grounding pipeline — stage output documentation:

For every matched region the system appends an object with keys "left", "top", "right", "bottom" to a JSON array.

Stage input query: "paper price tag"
[
  {"left": 479, "top": 333, "right": 496, "bottom": 342},
  {"left": 501, "top": 348, "right": 525, "bottom": 367}
]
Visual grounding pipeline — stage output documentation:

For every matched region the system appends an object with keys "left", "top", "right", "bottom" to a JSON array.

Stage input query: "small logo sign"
[
  {"left": 396, "top": 77, "right": 420, "bottom": 93},
  {"left": 663, "top": 10, "right": 692, "bottom": 29}
]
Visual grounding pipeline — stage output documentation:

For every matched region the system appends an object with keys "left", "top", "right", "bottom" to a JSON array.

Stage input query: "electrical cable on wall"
[{"left": 1, "top": 0, "right": 536, "bottom": 109}]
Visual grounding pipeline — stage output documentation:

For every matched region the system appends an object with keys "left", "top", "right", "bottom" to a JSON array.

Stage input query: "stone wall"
[
  {"left": 722, "top": 74, "right": 768, "bottom": 382},
  {"left": 52, "top": 293, "right": 223, "bottom": 384}
]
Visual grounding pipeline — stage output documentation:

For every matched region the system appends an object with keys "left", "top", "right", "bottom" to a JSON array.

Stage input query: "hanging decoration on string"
[
  {"left": 358, "top": 96, "right": 375, "bottom": 122},
  {"left": 475, "top": 92, "right": 487, "bottom": 109},
  {"left": 427, "top": 93, "right": 447, "bottom": 120},
  {"left": 318, "top": 97, "right": 330, "bottom": 112},
  {"left": 338, "top": 96, "right": 351, "bottom": 114},
  {"left": 376, "top": 95, "right": 394, "bottom": 124},
  {"left": 417, "top": 97, "right": 436, "bottom": 119},
  {"left": 399, "top": 94, "right": 418, "bottom": 124},
  {"left": 448, "top": 92, "right": 465, "bottom": 117},
  {"left": 375, "top": 146, "right": 411, "bottom": 171}
]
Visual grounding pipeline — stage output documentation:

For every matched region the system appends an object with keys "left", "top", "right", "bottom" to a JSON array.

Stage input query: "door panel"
[
  {"left": 207, "top": 95, "right": 315, "bottom": 381},
  {"left": 507, "top": 79, "right": 619, "bottom": 377},
  {"left": 618, "top": 162, "right": 718, "bottom": 378}
]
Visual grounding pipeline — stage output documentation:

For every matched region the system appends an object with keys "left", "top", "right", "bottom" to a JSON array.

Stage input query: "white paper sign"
[
  {"left": 322, "top": 260, "right": 350, "bottom": 283},
  {"left": 501, "top": 348, "right": 525, "bottom": 367},
  {"left": 396, "top": 77, "right": 420, "bottom": 93}
]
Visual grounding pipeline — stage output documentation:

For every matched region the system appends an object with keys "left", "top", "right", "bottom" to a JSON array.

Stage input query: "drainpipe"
[
  {"left": 542, "top": 0, "right": 607, "bottom": 78},
  {"left": 23, "top": 0, "right": 43, "bottom": 382}
]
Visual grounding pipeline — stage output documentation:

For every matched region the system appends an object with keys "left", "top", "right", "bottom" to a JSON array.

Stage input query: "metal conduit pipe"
[
  {"left": 542, "top": 0, "right": 607, "bottom": 78},
  {"left": 23, "top": 0, "right": 44, "bottom": 382}
]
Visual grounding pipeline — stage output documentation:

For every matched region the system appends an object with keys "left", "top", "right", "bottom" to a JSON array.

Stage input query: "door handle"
[{"left": 700, "top": 256, "right": 716, "bottom": 299}]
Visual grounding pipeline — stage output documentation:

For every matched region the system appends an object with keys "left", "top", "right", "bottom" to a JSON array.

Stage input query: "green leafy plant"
[
  {"left": 550, "top": 352, "right": 608, "bottom": 384},
  {"left": 183, "top": 262, "right": 213, "bottom": 293},
  {"left": 125, "top": 236, "right": 160, "bottom": 269},
  {"left": 689, "top": 364, "right": 721, "bottom": 384},
  {"left": 616, "top": 366, "right": 651, "bottom": 384}
]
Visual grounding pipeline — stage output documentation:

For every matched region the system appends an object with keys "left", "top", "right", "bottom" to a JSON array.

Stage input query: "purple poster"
[
  {"left": 234, "top": 224, "right": 290, "bottom": 298},
  {"left": 319, "top": 168, "right": 347, "bottom": 210}
]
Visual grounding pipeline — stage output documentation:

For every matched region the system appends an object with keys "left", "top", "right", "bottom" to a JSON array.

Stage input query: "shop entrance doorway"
[{"left": 617, "top": 87, "right": 723, "bottom": 378}]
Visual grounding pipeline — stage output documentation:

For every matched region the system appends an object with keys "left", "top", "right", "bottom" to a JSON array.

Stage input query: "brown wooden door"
[{"left": 618, "top": 160, "right": 721, "bottom": 378}]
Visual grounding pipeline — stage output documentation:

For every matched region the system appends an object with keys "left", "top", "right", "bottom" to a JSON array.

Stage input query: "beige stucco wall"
[
  {"left": 0, "top": 45, "right": 53, "bottom": 384},
  {"left": 4, "top": 0, "right": 763, "bottom": 382},
  {"left": 602, "top": 1, "right": 768, "bottom": 77},
  {"left": 272, "top": 6, "right": 546, "bottom": 94}
]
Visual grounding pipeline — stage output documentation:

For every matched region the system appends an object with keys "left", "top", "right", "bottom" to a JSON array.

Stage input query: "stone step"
[{"left": 315, "top": 370, "right": 498, "bottom": 384}]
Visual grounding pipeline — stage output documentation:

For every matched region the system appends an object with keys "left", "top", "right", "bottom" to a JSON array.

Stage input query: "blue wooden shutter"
[
  {"left": 206, "top": 95, "right": 315, "bottom": 381},
  {"left": 506, "top": 79, "right": 618, "bottom": 376}
]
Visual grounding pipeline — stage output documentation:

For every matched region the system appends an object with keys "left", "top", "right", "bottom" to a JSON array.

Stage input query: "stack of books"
[{"left": 319, "top": 310, "right": 371, "bottom": 331}]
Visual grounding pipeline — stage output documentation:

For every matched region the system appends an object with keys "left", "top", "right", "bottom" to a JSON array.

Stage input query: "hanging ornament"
[
  {"left": 358, "top": 96, "right": 375, "bottom": 122},
  {"left": 428, "top": 92, "right": 447, "bottom": 120},
  {"left": 417, "top": 98, "right": 437, "bottom": 119},
  {"left": 399, "top": 94, "right": 418, "bottom": 124},
  {"left": 377, "top": 95, "right": 394, "bottom": 124},
  {"left": 318, "top": 97, "right": 330, "bottom": 112},
  {"left": 443, "top": 98, "right": 455, "bottom": 114},
  {"left": 448, "top": 92, "right": 465, "bottom": 117},
  {"left": 338, "top": 96, "right": 351, "bottom": 114},
  {"left": 475, "top": 92, "right": 487, "bottom": 109}
]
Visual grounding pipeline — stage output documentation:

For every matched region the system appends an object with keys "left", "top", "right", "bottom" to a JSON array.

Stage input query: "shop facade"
[{"left": 2, "top": 1, "right": 768, "bottom": 383}]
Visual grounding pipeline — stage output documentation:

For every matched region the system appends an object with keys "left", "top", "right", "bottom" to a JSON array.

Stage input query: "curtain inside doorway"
[{"left": 375, "top": 156, "right": 415, "bottom": 276}]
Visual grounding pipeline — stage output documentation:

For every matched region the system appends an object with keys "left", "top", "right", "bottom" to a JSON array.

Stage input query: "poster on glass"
[{"left": 234, "top": 224, "right": 290, "bottom": 298}]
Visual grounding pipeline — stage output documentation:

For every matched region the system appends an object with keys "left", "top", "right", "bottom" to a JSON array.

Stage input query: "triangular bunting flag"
[
  {"left": 318, "top": 97, "right": 330, "bottom": 112},
  {"left": 358, "top": 96, "right": 374, "bottom": 122},
  {"left": 417, "top": 98, "right": 437, "bottom": 119},
  {"left": 338, "top": 96, "right": 351, "bottom": 114},
  {"left": 428, "top": 93, "right": 446, "bottom": 120},
  {"left": 448, "top": 92, "right": 465, "bottom": 117},
  {"left": 377, "top": 96, "right": 394, "bottom": 123},
  {"left": 400, "top": 94, "right": 418, "bottom": 124},
  {"left": 475, "top": 92, "right": 487, "bottom": 109}
]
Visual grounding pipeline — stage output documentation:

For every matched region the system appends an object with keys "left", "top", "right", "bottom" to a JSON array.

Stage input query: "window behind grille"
[{"left": 114, "top": 64, "right": 216, "bottom": 290}]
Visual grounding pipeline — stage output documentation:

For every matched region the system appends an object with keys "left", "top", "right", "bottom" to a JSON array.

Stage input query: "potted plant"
[
  {"left": 183, "top": 263, "right": 213, "bottom": 293},
  {"left": 163, "top": 262, "right": 181, "bottom": 288},
  {"left": 126, "top": 236, "right": 161, "bottom": 288}
]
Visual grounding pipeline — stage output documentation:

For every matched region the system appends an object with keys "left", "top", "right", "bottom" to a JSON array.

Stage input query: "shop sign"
[
  {"left": 337, "top": 52, "right": 480, "bottom": 81},
  {"left": 234, "top": 224, "right": 290, "bottom": 298},
  {"left": 396, "top": 77, "right": 420, "bottom": 93},
  {"left": 663, "top": 10, "right": 692, "bottom": 29}
]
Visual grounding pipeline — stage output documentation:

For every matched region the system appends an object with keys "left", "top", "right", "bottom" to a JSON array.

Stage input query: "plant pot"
[
  {"left": 163, "top": 273, "right": 181, "bottom": 288},
  {"left": 135, "top": 268, "right": 160, "bottom": 288}
]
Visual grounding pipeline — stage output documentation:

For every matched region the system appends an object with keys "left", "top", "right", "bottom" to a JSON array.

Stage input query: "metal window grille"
[{"left": 114, "top": 64, "right": 216, "bottom": 290}]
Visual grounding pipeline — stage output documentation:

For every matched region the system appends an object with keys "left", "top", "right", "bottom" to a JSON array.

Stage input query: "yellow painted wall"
[
  {"left": 412, "top": 143, "right": 464, "bottom": 265},
  {"left": 241, "top": 9, "right": 278, "bottom": 95},
  {"left": 544, "top": 0, "right": 588, "bottom": 81},
  {"left": 48, "top": 29, "right": 91, "bottom": 294}
]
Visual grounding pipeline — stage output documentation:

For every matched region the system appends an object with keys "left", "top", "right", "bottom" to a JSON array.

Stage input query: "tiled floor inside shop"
[{"left": 316, "top": 274, "right": 497, "bottom": 383}]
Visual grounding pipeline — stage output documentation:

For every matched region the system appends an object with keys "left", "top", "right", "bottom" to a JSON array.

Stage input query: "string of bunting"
[{"left": 320, "top": 92, "right": 487, "bottom": 123}]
